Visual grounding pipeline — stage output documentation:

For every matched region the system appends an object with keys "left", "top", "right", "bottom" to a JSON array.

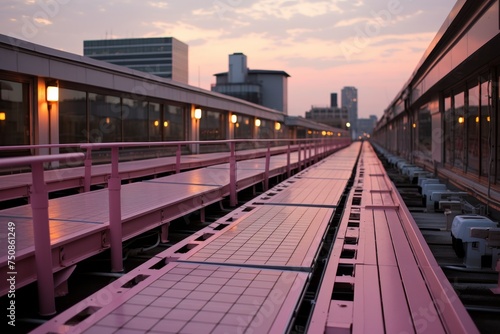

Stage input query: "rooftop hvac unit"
[{"left": 451, "top": 215, "right": 498, "bottom": 268}]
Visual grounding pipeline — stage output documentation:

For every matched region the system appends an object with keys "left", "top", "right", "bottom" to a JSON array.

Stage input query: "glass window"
[
  {"left": 444, "top": 96, "right": 453, "bottom": 165},
  {"left": 257, "top": 119, "right": 274, "bottom": 140},
  {"left": 480, "top": 79, "right": 491, "bottom": 176},
  {"left": 275, "top": 121, "right": 285, "bottom": 140},
  {"left": 454, "top": 91, "right": 465, "bottom": 169},
  {"left": 148, "top": 102, "right": 162, "bottom": 142},
  {"left": 0, "top": 79, "right": 30, "bottom": 151},
  {"left": 122, "top": 98, "right": 148, "bottom": 142},
  {"left": 200, "top": 110, "right": 225, "bottom": 140},
  {"left": 234, "top": 115, "right": 252, "bottom": 139},
  {"left": 88, "top": 93, "right": 121, "bottom": 143},
  {"left": 164, "top": 104, "right": 184, "bottom": 141},
  {"left": 497, "top": 70, "right": 500, "bottom": 182},
  {"left": 59, "top": 88, "right": 87, "bottom": 144},
  {"left": 417, "top": 105, "right": 432, "bottom": 160},
  {"left": 467, "top": 84, "right": 480, "bottom": 174}
]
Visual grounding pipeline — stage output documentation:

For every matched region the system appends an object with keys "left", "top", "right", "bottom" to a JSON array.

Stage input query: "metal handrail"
[
  {"left": 0, "top": 138, "right": 350, "bottom": 316},
  {"left": 0, "top": 153, "right": 84, "bottom": 317}
]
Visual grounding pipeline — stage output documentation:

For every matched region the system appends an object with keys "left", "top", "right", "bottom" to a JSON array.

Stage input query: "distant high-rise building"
[
  {"left": 341, "top": 86, "right": 358, "bottom": 137},
  {"left": 358, "top": 115, "right": 378, "bottom": 138},
  {"left": 330, "top": 93, "right": 338, "bottom": 108},
  {"left": 83, "top": 37, "right": 188, "bottom": 84},
  {"left": 212, "top": 53, "right": 290, "bottom": 114},
  {"left": 305, "top": 105, "right": 348, "bottom": 129}
]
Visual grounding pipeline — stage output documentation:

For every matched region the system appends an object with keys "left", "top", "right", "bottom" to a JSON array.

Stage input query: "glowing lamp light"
[
  {"left": 322, "top": 131, "right": 326, "bottom": 136},
  {"left": 346, "top": 122, "right": 351, "bottom": 128},
  {"left": 412, "top": 123, "right": 416, "bottom": 128},
  {"left": 105, "top": 117, "right": 111, "bottom": 124},
  {"left": 194, "top": 108, "right": 202, "bottom": 120},
  {"left": 164, "top": 121, "right": 168, "bottom": 127},
  {"left": 458, "top": 116, "right": 464, "bottom": 124},
  {"left": 487, "top": 116, "right": 491, "bottom": 122},
  {"left": 275, "top": 122, "right": 281, "bottom": 131},
  {"left": 255, "top": 118, "right": 261, "bottom": 127},
  {"left": 154, "top": 120, "right": 159, "bottom": 127},
  {"left": 475, "top": 116, "right": 479, "bottom": 123},
  {"left": 231, "top": 114, "right": 238, "bottom": 124},
  {"left": 0, "top": 112, "right": 5, "bottom": 121},
  {"left": 46, "top": 85, "right": 59, "bottom": 102}
]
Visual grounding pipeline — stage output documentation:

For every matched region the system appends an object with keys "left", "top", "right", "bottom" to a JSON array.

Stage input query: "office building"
[
  {"left": 212, "top": 53, "right": 290, "bottom": 114},
  {"left": 330, "top": 93, "right": 338, "bottom": 108},
  {"left": 341, "top": 86, "right": 358, "bottom": 137},
  {"left": 83, "top": 37, "right": 188, "bottom": 84},
  {"left": 358, "top": 115, "right": 378, "bottom": 138},
  {"left": 305, "top": 92, "right": 349, "bottom": 129}
]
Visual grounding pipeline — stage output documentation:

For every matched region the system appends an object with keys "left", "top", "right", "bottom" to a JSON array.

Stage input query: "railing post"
[
  {"left": 176, "top": 144, "right": 181, "bottom": 174},
  {"left": 229, "top": 141, "right": 237, "bottom": 207},
  {"left": 264, "top": 142, "right": 271, "bottom": 191},
  {"left": 83, "top": 147, "right": 92, "bottom": 192},
  {"left": 315, "top": 140, "right": 319, "bottom": 163},
  {"left": 309, "top": 141, "right": 313, "bottom": 165},
  {"left": 31, "top": 161, "right": 56, "bottom": 316},
  {"left": 298, "top": 142, "right": 302, "bottom": 172},
  {"left": 286, "top": 142, "right": 291, "bottom": 178},
  {"left": 304, "top": 142, "right": 309, "bottom": 168},
  {"left": 108, "top": 147, "right": 123, "bottom": 272}
]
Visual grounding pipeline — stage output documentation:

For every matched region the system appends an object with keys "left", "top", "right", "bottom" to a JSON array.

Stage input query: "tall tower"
[
  {"left": 341, "top": 86, "right": 358, "bottom": 138},
  {"left": 330, "top": 93, "right": 338, "bottom": 108},
  {"left": 228, "top": 53, "right": 248, "bottom": 83}
]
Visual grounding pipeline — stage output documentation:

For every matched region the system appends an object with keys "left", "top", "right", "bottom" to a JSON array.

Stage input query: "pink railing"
[
  {"left": 0, "top": 137, "right": 350, "bottom": 315},
  {"left": 0, "top": 153, "right": 84, "bottom": 316},
  {"left": 79, "top": 138, "right": 348, "bottom": 274}
]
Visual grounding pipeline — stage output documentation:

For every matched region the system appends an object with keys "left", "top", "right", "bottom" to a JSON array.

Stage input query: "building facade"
[
  {"left": 212, "top": 53, "right": 290, "bottom": 114},
  {"left": 357, "top": 115, "right": 378, "bottom": 139},
  {"left": 83, "top": 37, "right": 188, "bottom": 84},
  {"left": 372, "top": 0, "right": 500, "bottom": 203},
  {"left": 305, "top": 106, "right": 349, "bottom": 129},
  {"left": 0, "top": 34, "right": 349, "bottom": 158},
  {"left": 341, "top": 86, "right": 358, "bottom": 137}
]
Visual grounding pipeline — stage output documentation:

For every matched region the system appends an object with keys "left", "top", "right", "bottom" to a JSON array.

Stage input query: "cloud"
[
  {"left": 32, "top": 16, "right": 52, "bottom": 26},
  {"left": 236, "top": 0, "right": 344, "bottom": 20},
  {"left": 148, "top": 1, "right": 168, "bottom": 9},
  {"left": 0, "top": 0, "right": 458, "bottom": 118},
  {"left": 334, "top": 17, "right": 370, "bottom": 28}
]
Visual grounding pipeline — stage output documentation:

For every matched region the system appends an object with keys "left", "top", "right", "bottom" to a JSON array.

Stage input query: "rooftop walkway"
[
  {"left": 0, "top": 141, "right": 347, "bottom": 301},
  {"left": 308, "top": 142, "right": 477, "bottom": 334},
  {"left": 31, "top": 143, "right": 361, "bottom": 333},
  {"left": 31, "top": 141, "right": 478, "bottom": 333}
]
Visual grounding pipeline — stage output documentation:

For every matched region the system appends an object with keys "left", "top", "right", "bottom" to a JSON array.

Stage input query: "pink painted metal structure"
[
  {"left": 2, "top": 141, "right": 478, "bottom": 333},
  {"left": 31, "top": 143, "right": 361, "bottom": 334},
  {"left": 0, "top": 139, "right": 343, "bottom": 203},
  {"left": 0, "top": 153, "right": 84, "bottom": 316},
  {"left": 308, "top": 142, "right": 478, "bottom": 334},
  {"left": 0, "top": 138, "right": 348, "bottom": 317}
]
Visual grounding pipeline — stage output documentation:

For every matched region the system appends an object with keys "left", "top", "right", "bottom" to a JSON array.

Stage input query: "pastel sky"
[{"left": 1, "top": 0, "right": 457, "bottom": 119}]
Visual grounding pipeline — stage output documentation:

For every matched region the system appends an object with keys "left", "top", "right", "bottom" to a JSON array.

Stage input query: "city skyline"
[{"left": 0, "top": 0, "right": 457, "bottom": 118}]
